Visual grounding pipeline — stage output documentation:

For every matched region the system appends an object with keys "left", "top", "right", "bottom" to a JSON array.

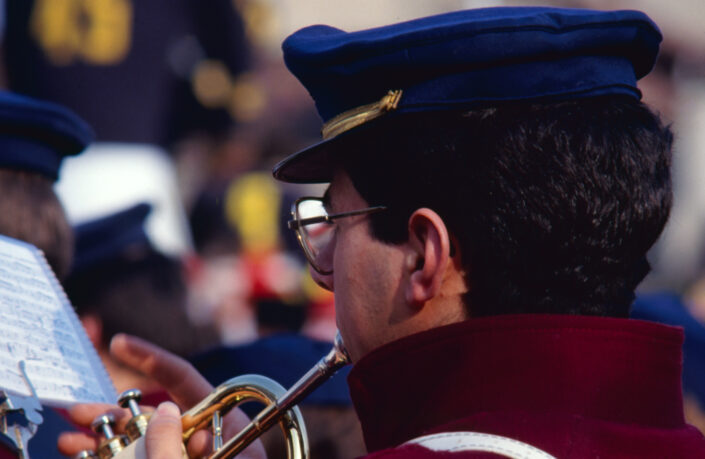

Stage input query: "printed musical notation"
[{"left": 0, "top": 235, "right": 116, "bottom": 407}]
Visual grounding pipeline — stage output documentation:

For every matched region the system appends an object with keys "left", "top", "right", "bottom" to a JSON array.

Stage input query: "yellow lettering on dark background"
[{"left": 30, "top": 0, "right": 133, "bottom": 66}]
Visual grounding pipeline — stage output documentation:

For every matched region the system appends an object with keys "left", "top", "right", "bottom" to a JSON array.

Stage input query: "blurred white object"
[
  {"left": 55, "top": 143, "right": 193, "bottom": 257},
  {"left": 652, "top": 82, "right": 705, "bottom": 285}
]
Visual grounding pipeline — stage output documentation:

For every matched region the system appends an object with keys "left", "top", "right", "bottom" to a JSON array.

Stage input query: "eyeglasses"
[{"left": 288, "top": 196, "right": 387, "bottom": 274}]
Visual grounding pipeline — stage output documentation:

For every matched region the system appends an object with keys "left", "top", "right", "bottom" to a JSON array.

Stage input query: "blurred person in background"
[
  {"left": 0, "top": 92, "right": 91, "bottom": 281},
  {"left": 631, "top": 292, "right": 705, "bottom": 434},
  {"left": 0, "top": 91, "right": 92, "bottom": 458},
  {"left": 27, "top": 202, "right": 220, "bottom": 457},
  {"left": 186, "top": 166, "right": 337, "bottom": 345},
  {"left": 2, "top": 0, "right": 253, "bottom": 264},
  {"left": 64, "top": 202, "right": 219, "bottom": 394},
  {"left": 183, "top": 54, "right": 329, "bottom": 346}
]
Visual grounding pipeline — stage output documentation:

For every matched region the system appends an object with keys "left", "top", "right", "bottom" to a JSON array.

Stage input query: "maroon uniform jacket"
[{"left": 349, "top": 314, "right": 705, "bottom": 458}]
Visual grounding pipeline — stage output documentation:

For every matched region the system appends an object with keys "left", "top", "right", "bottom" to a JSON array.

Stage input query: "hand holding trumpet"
[{"left": 57, "top": 334, "right": 266, "bottom": 459}]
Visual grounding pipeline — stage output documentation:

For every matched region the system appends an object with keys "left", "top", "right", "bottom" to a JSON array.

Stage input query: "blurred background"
[{"left": 2, "top": 0, "right": 705, "bottom": 451}]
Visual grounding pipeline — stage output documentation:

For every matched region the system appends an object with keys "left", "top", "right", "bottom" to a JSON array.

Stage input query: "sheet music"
[{"left": 0, "top": 235, "right": 117, "bottom": 407}]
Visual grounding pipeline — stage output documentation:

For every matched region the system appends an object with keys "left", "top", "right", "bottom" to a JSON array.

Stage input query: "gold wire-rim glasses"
[{"left": 288, "top": 196, "right": 387, "bottom": 274}]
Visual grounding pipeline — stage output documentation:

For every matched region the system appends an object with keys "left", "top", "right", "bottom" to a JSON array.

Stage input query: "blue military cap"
[
  {"left": 0, "top": 91, "right": 93, "bottom": 180},
  {"left": 71, "top": 202, "right": 153, "bottom": 275},
  {"left": 273, "top": 7, "right": 662, "bottom": 183}
]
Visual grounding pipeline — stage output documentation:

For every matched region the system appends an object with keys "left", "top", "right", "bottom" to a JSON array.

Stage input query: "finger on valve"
[
  {"left": 57, "top": 430, "right": 100, "bottom": 457},
  {"left": 75, "top": 403, "right": 188, "bottom": 459},
  {"left": 57, "top": 403, "right": 124, "bottom": 456},
  {"left": 144, "top": 402, "right": 188, "bottom": 459},
  {"left": 58, "top": 402, "right": 156, "bottom": 457}
]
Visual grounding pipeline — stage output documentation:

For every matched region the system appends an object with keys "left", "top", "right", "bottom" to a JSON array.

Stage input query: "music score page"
[{"left": 0, "top": 235, "right": 116, "bottom": 406}]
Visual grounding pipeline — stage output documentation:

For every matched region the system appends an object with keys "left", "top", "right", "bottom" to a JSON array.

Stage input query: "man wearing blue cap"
[
  {"left": 65, "top": 202, "right": 216, "bottom": 387},
  {"left": 60, "top": 6, "right": 705, "bottom": 458},
  {"left": 0, "top": 91, "right": 92, "bottom": 281},
  {"left": 0, "top": 92, "right": 92, "bottom": 458}
]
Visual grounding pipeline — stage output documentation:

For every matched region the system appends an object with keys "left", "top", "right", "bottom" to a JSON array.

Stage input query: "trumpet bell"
[{"left": 183, "top": 374, "right": 308, "bottom": 459}]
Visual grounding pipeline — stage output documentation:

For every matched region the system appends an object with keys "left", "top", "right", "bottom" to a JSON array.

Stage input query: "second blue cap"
[
  {"left": 71, "top": 203, "right": 153, "bottom": 275},
  {"left": 0, "top": 91, "right": 93, "bottom": 181}
]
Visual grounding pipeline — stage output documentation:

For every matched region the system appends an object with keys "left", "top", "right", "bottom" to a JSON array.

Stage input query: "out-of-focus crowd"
[
  {"left": 2, "top": 0, "right": 337, "bottom": 347},
  {"left": 0, "top": 1, "right": 362, "bottom": 457}
]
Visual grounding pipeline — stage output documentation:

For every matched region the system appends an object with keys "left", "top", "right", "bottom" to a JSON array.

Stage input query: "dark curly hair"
[{"left": 339, "top": 95, "right": 673, "bottom": 318}]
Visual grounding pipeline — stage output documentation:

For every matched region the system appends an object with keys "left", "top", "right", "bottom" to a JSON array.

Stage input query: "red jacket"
[{"left": 349, "top": 314, "right": 705, "bottom": 458}]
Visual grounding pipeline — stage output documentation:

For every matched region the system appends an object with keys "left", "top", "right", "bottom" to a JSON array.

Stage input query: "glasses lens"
[{"left": 296, "top": 199, "right": 335, "bottom": 271}]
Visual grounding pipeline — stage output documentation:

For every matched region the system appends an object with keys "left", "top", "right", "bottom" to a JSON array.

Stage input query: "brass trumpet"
[{"left": 83, "top": 333, "right": 350, "bottom": 459}]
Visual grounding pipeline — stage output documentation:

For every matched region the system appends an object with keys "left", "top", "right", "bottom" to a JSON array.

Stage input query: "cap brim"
[
  {"left": 272, "top": 137, "right": 335, "bottom": 184},
  {"left": 273, "top": 116, "right": 377, "bottom": 184},
  {"left": 273, "top": 112, "right": 397, "bottom": 183}
]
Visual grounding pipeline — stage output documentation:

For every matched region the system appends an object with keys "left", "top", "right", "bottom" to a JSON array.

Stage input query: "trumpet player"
[{"left": 61, "top": 6, "right": 705, "bottom": 458}]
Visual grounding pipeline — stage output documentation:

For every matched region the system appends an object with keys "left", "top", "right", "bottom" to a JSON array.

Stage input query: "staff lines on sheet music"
[
  {"left": 0, "top": 300, "right": 64, "bottom": 331},
  {"left": 0, "top": 337, "right": 91, "bottom": 366},
  {"left": 0, "top": 340, "right": 106, "bottom": 400},
  {"left": 24, "top": 360, "right": 88, "bottom": 385},
  {"left": 0, "top": 237, "right": 117, "bottom": 405},
  {"left": 0, "top": 317, "right": 75, "bottom": 348},
  {"left": 0, "top": 266, "right": 50, "bottom": 289},
  {"left": 0, "top": 285, "right": 63, "bottom": 311},
  {"left": 0, "top": 354, "right": 86, "bottom": 386},
  {"left": 0, "top": 367, "right": 25, "bottom": 389},
  {"left": 32, "top": 379, "right": 106, "bottom": 401},
  {"left": 0, "top": 338, "right": 93, "bottom": 378},
  {"left": 0, "top": 308, "right": 79, "bottom": 349},
  {"left": 0, "top": 249, "right": 41, "bottom": 271},
  {"left": 0, "top": 285, "right": 58, "bottom": 306}
]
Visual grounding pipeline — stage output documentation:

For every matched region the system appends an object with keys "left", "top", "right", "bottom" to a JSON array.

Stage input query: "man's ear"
[{"left": 405, "top": 208, "right": 451, "bottom": 308}]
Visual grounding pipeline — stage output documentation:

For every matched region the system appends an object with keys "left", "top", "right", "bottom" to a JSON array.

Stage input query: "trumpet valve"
[
  {"left": 118, "top": 389, "right": 151, "bottom": 441},
  {"left": 91, "top": 413, "right": 128, "bottom": 459},
  {"left": 212, "top": 410, "right": 223, "bottom": 451}
]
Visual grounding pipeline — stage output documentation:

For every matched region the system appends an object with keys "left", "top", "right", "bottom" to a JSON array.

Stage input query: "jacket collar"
[{"left": 347, "top": 314, "right": 685, "bottom": 452}]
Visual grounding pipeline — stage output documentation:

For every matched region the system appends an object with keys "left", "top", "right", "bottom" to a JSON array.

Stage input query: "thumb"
[{"left": 144, "top": 402, "right": 185, "bottom": 459}]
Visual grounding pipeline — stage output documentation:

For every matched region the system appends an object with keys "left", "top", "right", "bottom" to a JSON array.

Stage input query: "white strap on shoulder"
[{"left": 405, "top": 431, "right": 557, "bottom": 458}]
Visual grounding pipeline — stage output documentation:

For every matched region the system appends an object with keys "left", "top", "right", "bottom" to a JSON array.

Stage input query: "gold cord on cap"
[{"left": 321, "top": 89, "right": 402, "bottom": 140}]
